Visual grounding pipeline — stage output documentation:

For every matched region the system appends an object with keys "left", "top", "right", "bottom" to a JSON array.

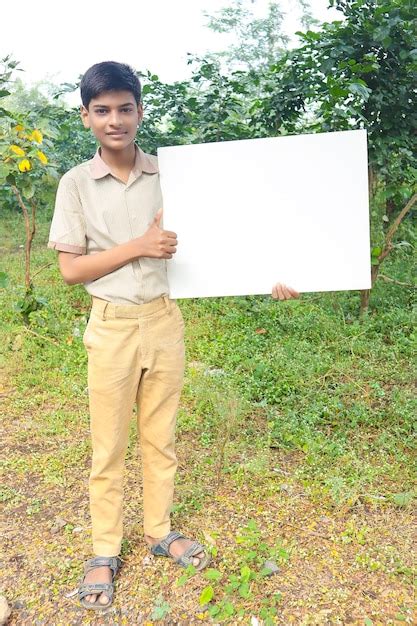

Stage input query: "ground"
[{"left": 0, "top": 218, "right": 416, "bottom": 624}]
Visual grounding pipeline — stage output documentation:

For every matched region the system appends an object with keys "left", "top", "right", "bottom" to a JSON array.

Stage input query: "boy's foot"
[
  {"left": 82, "top": 565, "right": 112, "bottom": 606},
  {"left": 145, "top": 533, "right": 207, "bottom": 568}
]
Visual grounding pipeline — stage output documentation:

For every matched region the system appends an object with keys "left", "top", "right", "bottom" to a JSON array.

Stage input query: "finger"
[
  {"left": 288, "top": 286, "right": 300, "bottom": 298},
  {"left": 281, "top": 285, "right": 292, "bottom": 300},
  {"left": 162, "top": 245, "right": 177, "bottom": 254},
  {"left": 163, "top": 236, "right": 177, "bottom": 246},
  {"left": 162, "top": 230, "right": 177, "bottom": 239},
  {"left": 272, "top": 285, "right": 278, "bottom": 299},
  {"left": 153, "top": 208, "right": 163, "bottom": 227},
  {"left": 276, "top": 283, "right": 286, "bottom": 300}
]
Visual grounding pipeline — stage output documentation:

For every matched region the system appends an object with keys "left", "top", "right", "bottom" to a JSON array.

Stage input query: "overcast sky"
[{"left": 1, "top": 0, "right": 339, "bottom": 97}]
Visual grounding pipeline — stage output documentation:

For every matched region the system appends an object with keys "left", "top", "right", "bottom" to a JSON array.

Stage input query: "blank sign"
[{"left": 158, "top": 129, "right": 371, "bottom": 298}]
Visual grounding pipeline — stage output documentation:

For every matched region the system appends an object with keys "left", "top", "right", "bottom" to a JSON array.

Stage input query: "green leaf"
[
  {"left": 0, "top": 162, "right": 10, "bottom": 181},
  {"left": 391, "top": 492, "right": 413, "bottom": 507},
  {"left": 240, "top": 565, "right": 251, "bottom": 582},
  {"left": 199, "top": 585, "right": 214, "bottom": 606},
  {"left": 203, "top": 568, "right": 222, "bottom": 582},
  {"left": 22, "top": 182, "right": 35, "bottom": 200},
  {"left": 222, "top": 601, "right": 235, "bottom": 617},
  {"left": 371, "top": 246, "right": 382, "bottom": 257},
  {"left": 364, "top": 618, "right": 373, "bottom": 626},
  {"left": 260, "top": 567, "right": 273, "bottom": 577},
  {"left": 238, "top": 581, "right": 251, "bottom": 598},
  {"left": 6, "top": 173, "right": 16, "bottom": 186},
  {"left": 208, "top": 605, "right": 220, "bottom": 617},
  {"left": 348, "top": 82, "right": 371, "bottom": 100},
  {"left": 176, "top": 573, "right": 188, "bottom": 587},
  {"left": 150, "top": 601, "right": 170, "bottom": 621}
]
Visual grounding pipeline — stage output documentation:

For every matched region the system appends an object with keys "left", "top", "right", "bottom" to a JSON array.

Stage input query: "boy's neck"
[{"left": 99, "top": 142, "right": 136, "bottom": 174}]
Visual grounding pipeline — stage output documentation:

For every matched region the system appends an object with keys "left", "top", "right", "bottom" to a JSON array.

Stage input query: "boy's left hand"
[{"left": 272, "top": 283, "right": 300, "bottom": 300}]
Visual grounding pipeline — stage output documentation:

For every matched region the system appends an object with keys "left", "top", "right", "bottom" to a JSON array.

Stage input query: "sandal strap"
[
  {"left": 84, "top": 556, "right": 121, "bottom": 578},
  {"left": 150, "top": 531, "right": 185, "bottom": 556},
  {"left": 176, "top": 541, "right": 204, "bottom": 566},
  {"left": 78, "top": 582, "right": 114, "bottom": 602}
]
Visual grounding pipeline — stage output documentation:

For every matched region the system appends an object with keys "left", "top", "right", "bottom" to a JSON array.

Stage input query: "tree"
[
  {"left": 0, "top": 57, "right": 57, "bottom": 319},
  {"left": 251, "top": 0, "right": 416, "bottom": 312},
  {"left": 204, "top": 0, "right": 317, "bottom": 72}
]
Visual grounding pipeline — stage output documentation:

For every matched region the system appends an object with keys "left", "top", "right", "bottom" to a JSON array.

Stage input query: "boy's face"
[{"left": 81, "top": 90, "right": 143, "bottom": 152}]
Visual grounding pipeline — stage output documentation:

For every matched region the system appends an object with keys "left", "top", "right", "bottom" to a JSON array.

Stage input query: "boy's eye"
[{"left": 94, "top": 108, "right": 133, "bottom": 114}]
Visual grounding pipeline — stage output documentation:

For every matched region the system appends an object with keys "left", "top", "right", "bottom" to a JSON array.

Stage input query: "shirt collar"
[{"left": 89, "top": 144, "right": 158, "bottom": 180}]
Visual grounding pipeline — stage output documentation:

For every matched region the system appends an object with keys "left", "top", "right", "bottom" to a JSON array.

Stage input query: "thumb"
[{"left": 153, "top": 208, "right": 163, "bottom": 228}]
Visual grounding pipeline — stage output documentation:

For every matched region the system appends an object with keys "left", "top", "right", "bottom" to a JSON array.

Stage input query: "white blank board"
[{"left": 158, "top": 129, "right": 371, "bottom": 298}]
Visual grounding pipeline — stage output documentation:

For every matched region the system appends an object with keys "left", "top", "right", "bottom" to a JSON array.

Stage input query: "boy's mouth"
[{"left": 107, "top": 131, "right": 127, "bottom": 136}]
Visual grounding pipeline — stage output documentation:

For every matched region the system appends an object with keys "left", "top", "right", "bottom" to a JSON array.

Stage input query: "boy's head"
[
  {"left": 80, "top": 61, "right": 143, "bottom": 152},
  {"left": 80, "top": 61, "right": 141, "bottom": 109}
]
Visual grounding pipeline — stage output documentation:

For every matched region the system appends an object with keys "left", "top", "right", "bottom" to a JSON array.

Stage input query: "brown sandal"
[
  {"left": 77, "top": 556, "right": 122, "bottom": 610},
  {"left": 149, "top": 531, "right": 211, "bottom": 571}
]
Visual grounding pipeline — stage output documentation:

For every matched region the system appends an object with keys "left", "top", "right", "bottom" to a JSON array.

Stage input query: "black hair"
[{"left": 80, "top": 61, "right": 141, "bottom": 108}]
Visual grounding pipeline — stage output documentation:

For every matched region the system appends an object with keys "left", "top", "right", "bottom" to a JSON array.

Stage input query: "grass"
[{"left": 1, "top": 211, "right": 416, "bottom": 624}]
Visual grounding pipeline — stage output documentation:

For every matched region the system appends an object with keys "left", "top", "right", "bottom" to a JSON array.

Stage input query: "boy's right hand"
[{"left": 136, "top": 209, "right": 177, "bottom": 259}]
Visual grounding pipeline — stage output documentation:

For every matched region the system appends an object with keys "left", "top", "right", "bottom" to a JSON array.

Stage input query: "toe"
[
  {"left": 192, "top": 550, "right": 205, "bottom": 566},
  {"left": 85, "top": 594, "right": 96, "bottom": 603},
  {"left": 99, "top": 593, "right": 110, "bottom": 605}
]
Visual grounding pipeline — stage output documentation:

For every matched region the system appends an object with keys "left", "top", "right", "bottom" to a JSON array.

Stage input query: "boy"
[{"left": 48, "top": 61, "right": 298, "bottom": 610}]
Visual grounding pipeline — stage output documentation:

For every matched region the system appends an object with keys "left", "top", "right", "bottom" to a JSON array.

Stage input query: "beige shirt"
[{"left": 48, "top": 145, "right": 169, "bottom": 304}]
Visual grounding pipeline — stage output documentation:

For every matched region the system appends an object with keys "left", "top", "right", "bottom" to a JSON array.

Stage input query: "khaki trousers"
[{"left": 83, "top": 296, "right": 185, "bottom": 557}]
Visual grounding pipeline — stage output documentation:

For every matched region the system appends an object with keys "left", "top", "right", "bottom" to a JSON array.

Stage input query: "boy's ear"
[{"left": 80, "top": 105, "right": 90, "bottom": 129}]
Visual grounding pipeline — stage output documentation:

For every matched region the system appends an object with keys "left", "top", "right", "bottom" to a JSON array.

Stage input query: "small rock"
[
  {"left": 263, "top": 559, "right": 280, "bottom": 576},
  {"left": 51, "top": 516, "right": 67, "bottom": 534},
  {"left": 142, "top": 556, "right": 153, "bottom": 566},
  {"left": 72, "top": 526, "right": 83, "bottom": 533},
  {"left": 0, "top": 595, "right": 11, "bottom": 626},
  {"left": 13, "top": 600, "right": 25, "bottom": 610}
]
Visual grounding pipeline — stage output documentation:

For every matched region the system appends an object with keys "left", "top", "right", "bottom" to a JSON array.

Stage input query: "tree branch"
[
  {"left": 377, "top": 273, "right": 416, "bottom": 289},
  {"left": 11, "top": 185, "right": 31, "bottom": 291},
  {"left": 376, "top": 192, "right": 417, "bottom": 266}
]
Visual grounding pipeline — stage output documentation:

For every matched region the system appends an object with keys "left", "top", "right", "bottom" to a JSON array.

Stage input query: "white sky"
[{"left": 1, "top": 0, "right": 339, "bottom": 103}]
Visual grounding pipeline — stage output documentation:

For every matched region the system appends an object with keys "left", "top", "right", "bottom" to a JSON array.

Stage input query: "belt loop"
[
  {"left": 163, "top": 296, "right": 171, "bottom": 314},
  {"left": 101, "top": 302, "right": 109, "bottom": 321}
]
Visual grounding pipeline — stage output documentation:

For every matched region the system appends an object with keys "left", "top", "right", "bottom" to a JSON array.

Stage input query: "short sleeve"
[{"left": 47, "top": 175, "right": 87, "bottom": 254}]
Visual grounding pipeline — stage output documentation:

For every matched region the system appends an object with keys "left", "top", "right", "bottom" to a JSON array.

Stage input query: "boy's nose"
[{"left": 109, "top": 114, "right": 122, "bottom": 127}]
